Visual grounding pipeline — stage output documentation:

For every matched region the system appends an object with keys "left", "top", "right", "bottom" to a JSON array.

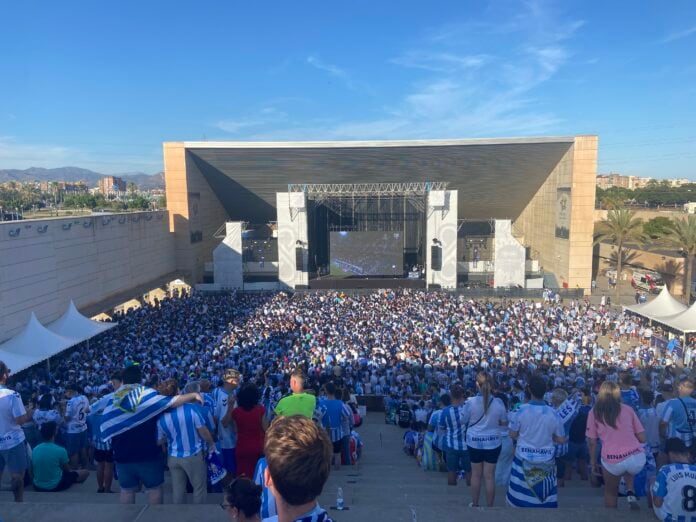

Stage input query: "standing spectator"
[
  {"left": 0, "top": 361, "right": 32, "bottom": 502},
  {"left": 564, "top": 388, "right": 591, "bottom": 482},
  {"left": 463, "top": 372, "right": 507, "bottom": 507},
  {"left": 318, "top": 382, "right": 349, "bottom": 471},
  {"left": 157, "top": 378, "right": 216, "bottom": 504},
  {"left": 507, "top": 375, "right": 566, "bottom": 508},
  {"left": 659, "top": 378, "right": 696, "bottom": 453},
  {"left": 215, "top": 369, "right": 241, "bottom": 477},
  {"left": 231, "top": 383, "right": 268, "bottom": 478},
  {"left": 101, "top": 363, "right": 203, "bottom": 505},
  {"left": 652, "top": 438, "right": 696, "bottom": 522},
  {"left": 263, "top": 415, "right": 334, "bottom": 522},
  {"left": 253, "top": 456, "right": 277, "bottom": 520},
  {"left": 87, "top": 394, "right": 114, "bottom": 493},
  {"left": 439, "top": 384, "right": 471, "bottom": 487},
  {"left": 587, "top": 381, "right": 647, "bottom": 510},
  {"left": 33, "top": 393, "right": 61, "bottom": 431},
  {"left": 32, "top": 421, "right": 89, "bottom": 492},
  {"left": 274, "top": 369, "right": 316, "bottom": 419},
  {"left": 64, "top": 383, "right": 90, "bottom": 469}
]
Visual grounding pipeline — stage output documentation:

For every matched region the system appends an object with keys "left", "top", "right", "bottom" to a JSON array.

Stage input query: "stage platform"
[{"left": 308, "top": 276, "right": 426, "bottom": 289}]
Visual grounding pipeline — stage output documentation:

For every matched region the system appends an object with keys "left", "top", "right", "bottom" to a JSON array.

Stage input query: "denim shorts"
[
  {"left": 0, "top": 441, "right": 29, "bottom": 474},
  {"left": 65, "top": 431, "right": 88, "bottom": 456},
  {"left": 445, "top": 447, "right": 471, "bottom": 473},
  {"left": 116, "top": 459, "right": 165, "bottom": 491},
  {"left": 564, "top": 441, "right": 589, "bottom": 462}
]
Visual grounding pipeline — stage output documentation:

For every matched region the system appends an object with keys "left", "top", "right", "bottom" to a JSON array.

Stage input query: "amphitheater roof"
[{"left": 175, "top": 137, "right": 582, "bottom": 222}]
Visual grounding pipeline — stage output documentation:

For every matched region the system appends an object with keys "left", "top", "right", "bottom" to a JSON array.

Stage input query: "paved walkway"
[{"left": 0, "top": 413, "right": 658, "bottom": 521}]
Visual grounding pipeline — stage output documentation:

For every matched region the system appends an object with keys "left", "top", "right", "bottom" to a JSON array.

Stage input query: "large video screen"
[{"left": 329, "top": 231, "right": 403, "bottom": 277}]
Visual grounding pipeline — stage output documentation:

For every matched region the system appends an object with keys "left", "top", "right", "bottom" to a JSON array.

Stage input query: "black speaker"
[
  {"left": 431, "top": 245, "right": 442, "bottom": 271},
  {"left": 295, "top": 247, "right": 305, "bottom": 272}
]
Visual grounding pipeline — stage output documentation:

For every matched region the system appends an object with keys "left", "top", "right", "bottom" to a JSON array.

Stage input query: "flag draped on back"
[
  {"left": 100, "top": 384, "right": 175, "bottom": 441},
  {"left": 554, "top": 393, "right": 581, "bottom": 457}
]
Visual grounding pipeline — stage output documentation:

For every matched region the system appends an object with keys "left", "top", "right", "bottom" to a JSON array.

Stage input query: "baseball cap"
[{"left": 223, "top": 369, "right": 241, "bottom": 382}]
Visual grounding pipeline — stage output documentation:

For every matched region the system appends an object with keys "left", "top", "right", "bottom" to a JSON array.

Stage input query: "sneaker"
[{"left": 626, "top": 493, "right": 639, "bottom": 510}]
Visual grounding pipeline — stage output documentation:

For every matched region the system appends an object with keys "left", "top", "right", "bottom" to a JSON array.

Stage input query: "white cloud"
[
  {"left": 216, "top": 2, "right": 583, "bottom": 141},
  {"left": 659, "top": 24, "right": 696, "bottom": 44},
  {"left": 306, "top": 55, "right": 348, "bottom": 79}
]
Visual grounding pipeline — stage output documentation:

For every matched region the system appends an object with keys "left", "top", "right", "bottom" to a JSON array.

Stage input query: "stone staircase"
[{"left": 0, "top": 414, "right": 657, "bottom": 521}]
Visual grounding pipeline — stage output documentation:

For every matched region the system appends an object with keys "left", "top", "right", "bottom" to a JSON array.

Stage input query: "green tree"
[
  {"left": 594, "top": 208, "right": 648, "bottom": 303},
  {"left": 643, "top": 216, "right": 673, "bottom": 238},
  {"left": 661, "top": 215, "right": 696, "bottom": 303}
]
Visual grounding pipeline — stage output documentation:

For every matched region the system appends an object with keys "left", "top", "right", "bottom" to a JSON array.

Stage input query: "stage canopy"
[
  {"left": 48, "top": 301, "right": 116, "bottom": 341},
  {"left": 624, "top": 287, "right": 687, "bottom": 320},
  {"left": 0, "top": 303, "right": 117, "bottom": 374},
  {"left": 653, "top": 301, "right": 696, "bottom": 333},
  {"left": 0, "top": 313, "right": 78, "bottom": 373}
]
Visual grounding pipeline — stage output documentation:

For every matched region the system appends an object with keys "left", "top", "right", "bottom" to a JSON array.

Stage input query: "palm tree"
[
  {"left": 661, "top": 215, "right": 696, "bottom": 303},
  {"left": 594, "top": 208, "right": 647, "bottom": 304}
]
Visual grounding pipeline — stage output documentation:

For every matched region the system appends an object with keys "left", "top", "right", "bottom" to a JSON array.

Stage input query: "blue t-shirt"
[{"left": 318, "top": 399, "right": 347, "bottom": 442}]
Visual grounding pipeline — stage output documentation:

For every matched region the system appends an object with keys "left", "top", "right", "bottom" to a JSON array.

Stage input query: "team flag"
[{"left": 100, "top": 384, "right": 175, "bottom": 441}]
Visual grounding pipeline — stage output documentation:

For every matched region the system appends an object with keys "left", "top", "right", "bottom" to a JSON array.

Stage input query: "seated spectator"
[
  {"left": 32, "top": 421, "right": 89, "bottom": 492},
  {"left": 222, "top": 477, "right": 263, "bottom": 522},
  {"left": 652, "top": 438, "right": 696, "bottom": 522},
  {"left": 263, "top": 415, "right": 334, "bottom": 522}
]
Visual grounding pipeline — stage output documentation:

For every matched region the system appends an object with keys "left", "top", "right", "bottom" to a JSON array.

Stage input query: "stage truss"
[{"left": 288, "top": 181, "right": 448, "bottom": 196}]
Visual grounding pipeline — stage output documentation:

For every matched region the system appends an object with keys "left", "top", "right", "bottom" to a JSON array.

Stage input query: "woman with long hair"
[
  {"left": 463, "top": 371, "right": 508, "bottom": 507},
  {"left": 587, "top": 381, "right": 647, "bottom": 510},
  {"left": 231, "top": 384, "right": 269, "bottom": 478}
]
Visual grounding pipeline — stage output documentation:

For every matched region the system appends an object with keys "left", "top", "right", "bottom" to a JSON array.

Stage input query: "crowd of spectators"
[{"left": 0, "top": 289, "right": 695, "bottom": 521}]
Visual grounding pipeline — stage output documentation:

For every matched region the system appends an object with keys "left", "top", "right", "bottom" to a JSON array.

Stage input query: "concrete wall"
[
  {"left": 0, "top": 211, "right": 176, "bottom": 342},
  {"left": 514, "top": 136, "right": 597, "bottom": 290},
  {"left": 597, "top": 242, "right": 686, "bottom": 295},
  {"left": 164, "top": 142, "right": 229, "bottom": 282}
]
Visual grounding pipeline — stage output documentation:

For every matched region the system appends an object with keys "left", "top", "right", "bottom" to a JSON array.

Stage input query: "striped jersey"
[
  {"left": 157, "top": 404, "right": 205, "bottom": 458},
  {"left": 87, "top": 413, "right": 111, "bottom": 451},
  {"left": 253, "top": 457, "right": 277, "bottom": 519},
  {"left": 262, "top": 503, "right": 334, "bottom": 522},
  {"left": 652, "top": 463, "right": 696, "bottom": 522},
  {"left": 439, "top": 404, "right": 467, "bottom": 451},
  {"left": 661, "top": 397, "right": 696, "bottom": 447},
  {"left": 318, "top": 399, "right": 349, "bottom": 442}
]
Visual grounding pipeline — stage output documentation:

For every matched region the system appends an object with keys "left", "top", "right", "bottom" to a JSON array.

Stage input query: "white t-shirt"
[
  {"left": 65, "top": 395, "right": 90, "bottom": 434},
  {"left": 510, "top": 402, "right": 564, "bottom": 463},
  {"left": 214, "top": 387, "right": 237, "bottom": 449},
  {"left": 33, "top": 409, "right": 62, "bottom": 428},
  {"left": 0, "top": 386, "right": 26, "bottom": 450},
  {"left": 463, "top": 395, "right": 507, "bottom": 450}
]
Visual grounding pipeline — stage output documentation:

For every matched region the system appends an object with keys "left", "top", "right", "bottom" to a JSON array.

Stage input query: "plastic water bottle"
[{"left": 336, "top": 487, "right": 344, "bottom": 510}]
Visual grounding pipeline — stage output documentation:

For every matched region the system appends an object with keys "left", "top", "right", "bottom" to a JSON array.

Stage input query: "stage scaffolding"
[{"left": 298, "top": 183, "right": 447, "bottom": 272}]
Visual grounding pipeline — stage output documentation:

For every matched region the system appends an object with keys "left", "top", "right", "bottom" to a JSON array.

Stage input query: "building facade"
[{"left": 163, "top": 136, "right": 598, "bottom": 289}]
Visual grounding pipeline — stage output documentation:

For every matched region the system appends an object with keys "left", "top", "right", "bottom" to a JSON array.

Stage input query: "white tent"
[
  {"left": 0, "top": 313, "right": 79, "bottom": 373},
  {"left": 624, "top": 286, "right": 687, "bottom": 319},
  {"left": 654, "top": 301, "right": 696, "bottom": 333},
  {"left": 48, "top": 300, "right": 116, "bottom": 341}
]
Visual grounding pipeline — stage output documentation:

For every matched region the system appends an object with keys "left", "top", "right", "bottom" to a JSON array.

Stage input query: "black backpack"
[{"left": 398, "top": 403, "right": 412, "bottom": 426}]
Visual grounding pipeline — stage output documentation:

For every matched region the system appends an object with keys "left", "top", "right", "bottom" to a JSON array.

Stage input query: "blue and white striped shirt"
[
  {"left": 157, "top": 404, "right": 205, "bottom": 458},
  {"left": 253, "top": 457, "right": 277, "bottom": 519},
  {"left": 439, "top": 404, "right": 468, "bottom": 451}
]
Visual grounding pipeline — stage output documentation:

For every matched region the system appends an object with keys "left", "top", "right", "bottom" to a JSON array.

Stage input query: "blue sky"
[{"left": 1, "top": 0, "right": 695, "bottom": 178}]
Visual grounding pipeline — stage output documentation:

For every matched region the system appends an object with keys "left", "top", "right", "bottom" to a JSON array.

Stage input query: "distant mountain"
[{"left": 0, "top": 167, "right": 165, "bottom": 189}]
